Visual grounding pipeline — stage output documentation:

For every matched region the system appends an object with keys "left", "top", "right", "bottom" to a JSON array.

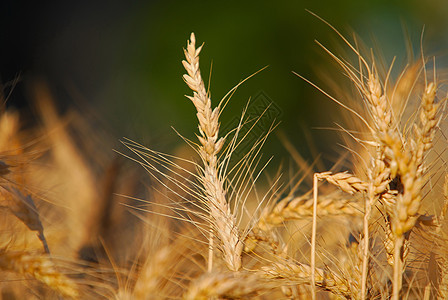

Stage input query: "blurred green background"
[{"left": 2, "top": 0, "right": 448, "bottom": 170}]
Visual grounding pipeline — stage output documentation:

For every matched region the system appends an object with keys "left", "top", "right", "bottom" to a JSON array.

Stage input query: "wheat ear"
[
  {"left": 257, "top": 192, "right": 362, "bottom": 231},
  {"left": 182, "top": 33, "right": 242, "bottom": 271},
  {"left": 0, "top": 250, "right": 78, "bottom": 298},
  {"left": 365, "top": 72, "right": 438, "bottom": 299},
  {"left": 183, "top": 272, "right": 275, "bottom": 300},
  {"left": 262, "top": 260, "right": 351, "bottom": 298},
  {"left": 389, "top": 81, "right": 438, "bottom": 299},
  {"left": 317, "top": 171, "right": 368, "bottom": 194},
  {"left": 362, "top": 68, "right": 395, "bottom": 299}
]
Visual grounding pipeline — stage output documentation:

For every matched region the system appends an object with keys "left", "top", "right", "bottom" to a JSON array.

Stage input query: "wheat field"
[{"left": 0, "top": 22, "right": 447, "bottom": 300}]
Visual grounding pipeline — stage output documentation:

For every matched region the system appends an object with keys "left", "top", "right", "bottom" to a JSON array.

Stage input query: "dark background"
[{"left": 1, "top": 0, "right": 448, "bottom": 170}]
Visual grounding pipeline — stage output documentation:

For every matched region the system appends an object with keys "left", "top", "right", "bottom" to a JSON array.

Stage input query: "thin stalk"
[
  {"left": 311, "top": 173, "right": 318, "bottom": 300},
  {"left": 393, "top": 235, "right": 404, "bottom": 300},
  {"left": 361, "top": 190, "right": 372, "bottom": 299},
  {"left": 208, "top": 229, "right": 213, "bottom": 272}
]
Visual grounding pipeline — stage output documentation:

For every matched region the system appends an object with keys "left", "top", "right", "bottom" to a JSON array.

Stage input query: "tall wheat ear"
[
  {"left": 357, "top": 59, "right": 442, "bottom": 300},
  {"left": 182, "top": 32, "right": 242, "bottom": 272}
]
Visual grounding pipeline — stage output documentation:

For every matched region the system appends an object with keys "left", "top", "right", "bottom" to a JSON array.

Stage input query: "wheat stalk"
[{"left": 182, "top": 33, "right": 242, "bottom": 271}]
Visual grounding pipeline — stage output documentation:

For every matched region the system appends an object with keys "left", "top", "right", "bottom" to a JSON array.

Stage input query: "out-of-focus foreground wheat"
[{"left": 0, "top": 27, "right": 447, "bottom": 300}]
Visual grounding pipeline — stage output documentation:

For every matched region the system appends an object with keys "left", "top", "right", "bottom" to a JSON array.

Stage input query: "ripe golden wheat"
[{"left": 0, "top": 23, "right": 447, "bottom": 300}]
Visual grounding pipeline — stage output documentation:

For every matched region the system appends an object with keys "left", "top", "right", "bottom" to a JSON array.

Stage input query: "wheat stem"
[
  {"left": 392, "top": 235, "right": 404, "bottom": 300},
  {"left": 311, "top": 173, "right": 318, "bottom": 300},
  {"left": 208, "top": 229, "right": 213, "bottom": 272},
  {"left": 360, "top": 192, "right": 371, "bottom": 300}
]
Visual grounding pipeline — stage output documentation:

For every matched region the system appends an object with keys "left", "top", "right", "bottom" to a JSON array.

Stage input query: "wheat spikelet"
[
  {"left": 0, "top": 250, "right": 78, "bottom": 298},
  {"left": 366, "top": 68, "right": 393, "bottom": 133},
  {"left": 413, "top": 82, "right": 439, "bottom": 174},
  {"left": 363, "top": 68, "right": 395, "bottom": 201},
  {"left": 182, "top": 33, "right": 242, "bottom": 271},
  {"left": 317, "top": 171, "right": 368, "bottom": 194}
]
